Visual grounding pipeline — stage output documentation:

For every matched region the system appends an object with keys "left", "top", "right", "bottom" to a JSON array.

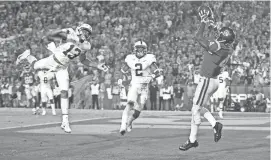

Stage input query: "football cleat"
[
  {"left": 119, "top": 129, "right": 126, "bottom": 136},
  {"left": 213, "top": 122, "right": 223, "bottom": 142},
  {"left": 16, "top": 49, "right": 30, "bottom": 65},
  {"left": 61, "top": 122, "right": 71, "bottom": 133},
  {"left": 179, "top": 139, "right": 199, "bottom": 151}
]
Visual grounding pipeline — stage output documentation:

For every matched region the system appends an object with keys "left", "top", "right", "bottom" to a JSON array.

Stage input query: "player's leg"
[
  {"left": 218, "top": 97, "right": 224, "bottom": 119},
  {"left": 198, "top": 78, "right": 223, "bottom": 142},
  {"left": 47, "top": 88, "right": 56, "bottom": 115},
  {"left": 120, "top": 84, "right": 138, "bottom": 135},
  {"left": 30, "top": 86, "right": 39, "bottom": 114},
  {"left": 25, "top": 87, "right": 35, "bottom": 113},
  {"left": 126, "top": 85, "right": 148, "bottom": 132},
  {"left": 217, "top": 89, "right": 226, "bottom": 119},
  {"left": 180, "top": 77, "right": 220, "bottom": 151},
  {"left": 55, "top": 68, "right": 71, "bottom": 133},
  {"left": 40, "top": 86, "right": 47, "bottom": 116}
]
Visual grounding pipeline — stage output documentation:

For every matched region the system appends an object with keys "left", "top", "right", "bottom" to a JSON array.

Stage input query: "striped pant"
[{"left": 193, "top": 76, "right": 219, "bottom": 107}]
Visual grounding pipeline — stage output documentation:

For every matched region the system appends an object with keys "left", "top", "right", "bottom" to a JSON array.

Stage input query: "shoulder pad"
[
  {"left": 146, "top": 54, "right": 156, "bottom": 63},
  {"left": 125, "top": 54, "right": 135, "bottom": 63}
]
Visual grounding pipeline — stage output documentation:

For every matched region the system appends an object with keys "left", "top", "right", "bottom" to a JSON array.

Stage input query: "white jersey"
[
  {"left": 218, "top": 71, "right": 231, "bottom": 89},
  {"left": 125, "top": 54, "right": 156, "bottom": 84},
  {"left": 37, "top": 71, "right": 55, "bottom": 88},
  {"left": 53, "top": 28, "right": 91, "bottom": 66}
]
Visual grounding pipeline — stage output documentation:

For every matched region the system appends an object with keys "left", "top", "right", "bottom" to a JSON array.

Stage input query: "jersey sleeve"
[
  {"left": 208, "top": 40, "right": 221, "bottom": 53},
  {"left": 148, "top": 54, "right": 157, "bottom": 64}
]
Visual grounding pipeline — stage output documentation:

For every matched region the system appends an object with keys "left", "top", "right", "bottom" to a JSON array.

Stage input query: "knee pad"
[
  {"left": 133, "top": 110, "right": 141, "bottom": 119},
  {"left": 128, "top": 100, "right": 134, "bottom": 107},
  {"left": 191, "top": 105, "right": 201, "bottom": 125},
  {"left": 60, "top": 90, "right": 68, "bottom": 99}
]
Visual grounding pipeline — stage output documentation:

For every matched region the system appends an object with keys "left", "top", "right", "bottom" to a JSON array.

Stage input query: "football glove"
[
  {"left": 151, "top": 68, "right": 163, "bottom": 79},
  {"left": 199, "top": 10, "right": 210, "bottom": 23}
]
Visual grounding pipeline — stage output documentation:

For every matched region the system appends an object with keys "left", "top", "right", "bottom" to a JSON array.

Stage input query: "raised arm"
[{"left": 195, "top": 9, "right": 220, "bottom": 54}]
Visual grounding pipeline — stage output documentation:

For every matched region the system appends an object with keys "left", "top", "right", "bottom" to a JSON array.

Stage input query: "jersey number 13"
[{"left": 63, "top": 45, "right": 81, "bottom": 59}]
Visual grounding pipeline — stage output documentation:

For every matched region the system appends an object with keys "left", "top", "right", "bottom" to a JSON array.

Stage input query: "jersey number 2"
[
  {"left": 135, "top": 63, "right": 143, "bottom": 76},
  {"left": 63, "top": 45, "right": 81, "bottom": 59}
]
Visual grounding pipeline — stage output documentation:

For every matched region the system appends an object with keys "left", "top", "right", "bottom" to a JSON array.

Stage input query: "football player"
[
  {"left": 16, "top": 23, "right": 109, "bottom": 133},
  {"left": 179, "top": 7, "right": 235, "bottom": 151},
  {"left": 119, "top": 40, "right": 162, "bottom": 135},
  {"left": 213, "top": 68, "right": 231, "bottom": 118},
  {"left": 37, "top": 70, "right": 56, "bottom": 116},
  {"left": 20, "top": 62, "right": 38, "bottom": 111}
]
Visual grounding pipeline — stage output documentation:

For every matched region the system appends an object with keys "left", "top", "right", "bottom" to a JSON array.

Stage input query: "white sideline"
[{"left": 0, "top": 117, "right": 108, "bottom": 130}]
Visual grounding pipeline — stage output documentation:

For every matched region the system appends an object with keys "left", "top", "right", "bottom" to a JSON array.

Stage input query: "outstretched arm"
[{"left": 79, "top": 52, "right": 108, "bottom": 72}]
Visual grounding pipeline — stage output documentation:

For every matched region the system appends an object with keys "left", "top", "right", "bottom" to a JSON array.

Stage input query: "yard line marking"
[{"left": 0, "top": 117, "right": 108, "bottom": 130}]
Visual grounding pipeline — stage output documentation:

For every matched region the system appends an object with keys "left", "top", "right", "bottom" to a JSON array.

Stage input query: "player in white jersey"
[
  {"left": 16, "top": 23, "right": 109, "bottom": 133},
  {"left": 213, "top": 69, "right": 231, "bottom": 118},
  {"left": 37, "top": 70, "right": 56, "bottom": 116},
  {"left": 119, "top": 40, "right": 162, "bottom": 135}
]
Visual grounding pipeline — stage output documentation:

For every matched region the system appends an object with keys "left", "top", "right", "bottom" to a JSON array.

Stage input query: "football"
[{"left": 198, "top": 5, "right": 213, "bottom": 17}]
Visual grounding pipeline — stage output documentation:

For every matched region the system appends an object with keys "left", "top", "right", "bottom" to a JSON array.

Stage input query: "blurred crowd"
[{"left": 0, "top": 1, "right": 269, "bottom": 110}]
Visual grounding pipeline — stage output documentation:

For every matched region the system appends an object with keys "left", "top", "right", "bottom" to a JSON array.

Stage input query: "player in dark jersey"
[
  {"left": 179, "top": 7, "right": 235, "bottom": 151},
  {"left": 20, "top": 61, "right": 38, "bottom": 112}
]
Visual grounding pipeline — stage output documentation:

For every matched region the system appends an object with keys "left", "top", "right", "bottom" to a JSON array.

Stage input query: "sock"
[
  {"left": 204, "top": 112, "right": 217, "bottom": 127},
  {"left": 61, "top": 98, "right": 69, "bottom": 115},
  {"left": 61, "top": 98, "right": 69, "bottom": 123},
  {"left": 189, "top": 123, "right": 199, "bottom": 143},
  {"left": 62, "top": 114, "right": 69, "bottom": 123},
  {"left": 51, "top": 103, "right": 56, "bottom": 112},
  {"left": 120, "top": 105, "right": 130, "bottom": 130}
]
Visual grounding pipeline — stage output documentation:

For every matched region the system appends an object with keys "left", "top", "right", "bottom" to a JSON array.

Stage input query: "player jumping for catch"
[
  {"left": 179, "top": 7, "right": 235, "bottom": 151},
  {"left": 16, "top": 23, "right": 108, "bottom": 133},
  {"left": 119, "top": 40, "right": 162, "bottom": 135}
]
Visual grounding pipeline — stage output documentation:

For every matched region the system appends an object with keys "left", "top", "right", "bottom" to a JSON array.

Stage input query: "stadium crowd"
[{"left": 0, "top": 1, "right": 269, "bottom": 111}]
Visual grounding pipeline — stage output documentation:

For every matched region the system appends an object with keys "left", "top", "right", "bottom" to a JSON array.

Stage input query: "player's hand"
[
  {"left": 97, "top": 63, "right": 109, "bottom": 72},
  {"left": 199, "top": 10, "right": 209, "bottom": 23}
]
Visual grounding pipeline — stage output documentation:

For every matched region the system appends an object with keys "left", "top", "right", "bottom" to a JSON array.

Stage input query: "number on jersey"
[
  {"left": 44, "top": 77, "right": 48, "bottom": 83},
  {"left": 63, "top": 45, "right": 81, "bottom": 59},
  {"left": 219, "top": 77, "right": 223, "bottom": 83},
  {"left": 135, "top": 63, "right": 143, "bottom": 76}
]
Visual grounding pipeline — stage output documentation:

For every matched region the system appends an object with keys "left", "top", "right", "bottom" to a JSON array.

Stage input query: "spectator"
[
  {"left": 174, "top": 83, "right": 184, "bottom": 111},
  {"left": 111, "top": 79, "right": 121, "bottom": 110},
  {"left": 90, "top": 79, "right": 100, "bottom": 110},
  {"left": 162, "top": 82, "right": 172, "bottom": 111},
  {"left": 149, "top": 80, "right": 159, "bottom": 110}
]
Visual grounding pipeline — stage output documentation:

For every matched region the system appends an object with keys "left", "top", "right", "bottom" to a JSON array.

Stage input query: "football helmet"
[
  {"left": 216, "top": 27, "right": 235, "bottom": 44},
  {"left": 75, "top": 23, "right": 92, "bottom": 42},
  {"left": 134, "top": 40, "right": 147, "bottom": 58}
]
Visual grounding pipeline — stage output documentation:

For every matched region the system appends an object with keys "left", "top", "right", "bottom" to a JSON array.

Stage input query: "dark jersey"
[
  {"left": 200, "top": 40, "right": 232, "bottom": 78},
  {"left": 21, "top": 72, "right": 35, "bottom": 86}
]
